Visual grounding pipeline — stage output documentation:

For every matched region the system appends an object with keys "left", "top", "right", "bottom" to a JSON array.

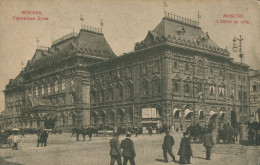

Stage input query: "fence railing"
[
  {"left": 81, "top": 25, "right": 102, "bottom": 34},
  {"left": 164, "top": 12, "right": 199, "bottom": 27},
  {"left": 37, "top": 46, "right": 49, "bottom": 50},
  {"left": 52, "top": 32, "right": 78, "bottom": 45}
]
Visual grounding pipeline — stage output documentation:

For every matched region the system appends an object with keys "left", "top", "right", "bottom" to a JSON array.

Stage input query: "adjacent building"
[
  {"left": 2, "top": 26, "right": 116, "bottom": 130},
  {"left": 88, "top": 13, "right": 250, "bottom": 132}
]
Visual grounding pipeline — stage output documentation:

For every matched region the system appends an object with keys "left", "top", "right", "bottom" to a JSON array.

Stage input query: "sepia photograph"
[{"left": 0, "top": 0, "right": 259, "bottom": 164}]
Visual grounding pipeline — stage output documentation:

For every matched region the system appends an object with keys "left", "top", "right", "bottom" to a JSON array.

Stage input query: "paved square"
[{"left": 0, "top": 132, "right": 259, "bottom": 165}]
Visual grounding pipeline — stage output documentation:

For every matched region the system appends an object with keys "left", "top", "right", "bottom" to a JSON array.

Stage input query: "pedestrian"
[
  {"left": 248, "top": 129, "right": 254, "bottom": 145},
  {"left": 120, "top": 132, "right": 136, "bottom": 165},
  {"left": 20, "top": 129, "right": 25, "bottom": 138},
  {"left": 134, "top": 127, "right": 138, "bottom": 137},
  {"left": 178, "top": 132, "right": 193, "bottom": 164},
  {"left": 162, "top": 131, "right": 175, "bottom": 163},
  {"left": 88, "top": 127, "right": 93, "bottom": 141},
  {"left": 203, "top": 129, "right": 214, "bottom": 160},
  {"left": 37, "top": 129, "right": 43, "bottom": 147},
  {"left": 42, "top": 130, "right": 48, "bottom": 147},
  {"left": 12, "top": 133, "right": 19, "bottom": 150},
  {"left": 76, "top": 127, "right": 80, "bottom": 141},
  {"left": 110, "top": 133, "right": 122, "bottom": 165},
  {"left": 81, "top": 128, "right": 86, "bottom": 141},
  {"left": 148, "top": 126, "right": 152, "bottom": 136}
]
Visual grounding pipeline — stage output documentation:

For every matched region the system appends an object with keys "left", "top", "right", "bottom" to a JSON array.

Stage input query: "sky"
[{"left": 0, "top": 0, "right": 259, "bottom": 113}]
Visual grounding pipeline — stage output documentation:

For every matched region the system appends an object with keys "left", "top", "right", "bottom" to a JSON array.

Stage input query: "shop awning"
[{"left": 184, "top": 109, "right": 193, "bottom": 117}]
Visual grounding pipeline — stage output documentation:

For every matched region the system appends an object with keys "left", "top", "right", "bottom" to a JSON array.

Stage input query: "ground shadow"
[
  {"left": 155, "top": 158, "right": 164, "bottom": 162},
  {"left": 155, "top": 158, "right": 180, "bottom": 164},
  {"left": 193, "top": 156, "right": 206, "bottom": 160},
  {"left": 0, "top": 157, "right": 22, "bottom": 165}
]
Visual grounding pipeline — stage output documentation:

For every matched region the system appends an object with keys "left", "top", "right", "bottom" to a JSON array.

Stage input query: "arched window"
[
  {"left": 184, "top": 83, "right": 190, "bottom": 93},
  {"left": 54, "top": 80, "right": 59, "bottom": 93},
  {"left": 127, "top": 83, "right": 134, "bottom": 98},
  {"left": 210, "top": 68, "right": 213, "bottom": 75},
  {"left": 99, "top": 89, "right": 104, "bottom": 102},
  {"left": 197, "top": 60, "right": 204, "bottom": 74},
  {"left": 117, "top": 84, "right": 123, "bottom": 99},
  {"left": 173, "top": 61, "right": 178, "bottom": 69},
  {"left": 142, "top": 80, "right": 149, "bottom": 96},
  {"left": 173, "top": 82, "right": 179, "bottom": 92},
  {"left": 35, "top": 86, "right": 39, "bottom": 96},
  {"left": 99, "top": 112, "right": 105, "bottom": 124},
  {"left": 152, "top": 80, "right": 161, "bottom": 94},
  {"left": 61, "top": 80, "right": 65, "bottom": 91},
  {"left": 199, "top": 111, "right": 204, "bottom": 120},
  {"left": 41, "top": 85, "right": 44, "bottom": 95},
  {"left": 209, "top": 86, "right": 215, "bottom": 96},
  {"left": 219, "top": 86, "right": 225, "bottom": 97},
  {"left": 108, "top": 86, "right": 113, "bottom": 101},
  {"left": 185, "top": 63, "right": 189, "bottom": 71},
  {"left": 174, "top": 110, "right": 180, "bottom": 119},
  {"left": 117, "top": 111, "right": 124, "bottom": 123},
  {"left": 47, "top": 84, "right": 51, "bottom": 94}
]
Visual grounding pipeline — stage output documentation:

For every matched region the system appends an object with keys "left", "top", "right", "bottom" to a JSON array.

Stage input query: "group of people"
[
  {"left": 37, "top": 129, "right": 49, "bottom": 147},
  {"left": 71, "top": 127, "right": 93, "bottom": 141},
  {"left": 109, "top": 129, "right": 214, "bottom": 165},
  {"left": 110, "top": 132, "right": 136, "bottom": 165}
]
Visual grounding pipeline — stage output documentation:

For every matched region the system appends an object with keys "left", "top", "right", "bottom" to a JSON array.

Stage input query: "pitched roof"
[
  {"left": 25, "top": 29, "right": 116, "bottom": 71},
  {"left": 152, "top": 18, "right": 219, "bottom": 48},
  {"left": 135, "top": 16, "right": 229, "bottom": 57}
]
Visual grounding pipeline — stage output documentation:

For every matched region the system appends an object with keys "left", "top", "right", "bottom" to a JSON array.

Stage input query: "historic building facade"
[
  {"left": 1, "top": 13, "right": 250, "bottom": 131},
  {"left": 2, "top": 27, "right": 116, "bottom": 130},
  {"left": 249, "top": 69, "right": 260, "bottom": 123},
  {"left": 88, "top": 13, "right": 250, "bottom": 132}
]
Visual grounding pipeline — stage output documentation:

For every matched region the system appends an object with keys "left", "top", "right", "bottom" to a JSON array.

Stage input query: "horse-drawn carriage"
[
  {"left": 0, "top": 131, "right": 13, "bottom": 148},
  {"left": 186, "top": 125, "right": 205, "bottom": 143},
  {"left": 217, "top": 127, "right": 238, "bottom": 144}
]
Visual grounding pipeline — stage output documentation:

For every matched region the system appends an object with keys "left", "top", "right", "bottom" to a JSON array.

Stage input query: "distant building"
[
  {"left": 2, "top": 13, "right": 251, "bottom": 131},
  {"left": 249, "top": 69, "right": 260, "bottom": 123}
]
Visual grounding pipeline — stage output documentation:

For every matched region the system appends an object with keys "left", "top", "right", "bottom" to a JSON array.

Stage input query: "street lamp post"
[
  {"left": 232, "top": 35, "right": 248, "bottom": 141},
  {"left": 232, "top": 35, "right": 244, "bottom": 124}
]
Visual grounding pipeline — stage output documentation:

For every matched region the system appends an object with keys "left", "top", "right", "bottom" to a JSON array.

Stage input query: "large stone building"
[
  {"left": 2, "top": 26, "right": 116, "bottom": 130},
  {"left": 88, "top": 13, "right": 250, "bottom": 132},
  {"left": 249, "top": 69, "right": 260, "bottom": 123},
  {"left": 1, "top": 13, "right": 250, "bottom": 132}
]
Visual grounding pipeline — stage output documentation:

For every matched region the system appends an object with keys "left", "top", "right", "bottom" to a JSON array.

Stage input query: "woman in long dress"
[{"left": 178, "top": 132, "right": 193, "bottom": 164}]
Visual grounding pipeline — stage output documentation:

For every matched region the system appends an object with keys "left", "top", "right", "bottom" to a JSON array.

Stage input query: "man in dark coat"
[
  {"left": 178, "top": 132, "right": 192, "bottom": 164},
  {"left": 110, "top": 133, "right": 122, "bottom": 165},
  {"left": 203, "top": 129, "right": 214, "bottom": 160},
  {"left": 42, "top": 130, "right": 48, "bottom": 147},
  {"left": 88, "top": 127, "right": 93, "bottom": 141},
  {"left": 120, "top": 132, "right": 136, "bottom": 165},
  {"left": 162, "top": 131, "right": 176, "bottom": 163}
]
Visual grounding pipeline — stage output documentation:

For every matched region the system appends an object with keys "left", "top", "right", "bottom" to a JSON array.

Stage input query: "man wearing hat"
[
  {"left": 110, "top": 133, "right": 122, "bottom": 165},
  {"left": 120, "top": 132, "right": 136, "bottom": 165},
  {"left": 162, "top": 131, "right": 175, "bottom": 163}
]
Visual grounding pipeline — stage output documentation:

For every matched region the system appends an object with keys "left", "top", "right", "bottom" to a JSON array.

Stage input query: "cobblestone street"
[{"left": 0, "top": 132, "right": 259, "bottom": 165}]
